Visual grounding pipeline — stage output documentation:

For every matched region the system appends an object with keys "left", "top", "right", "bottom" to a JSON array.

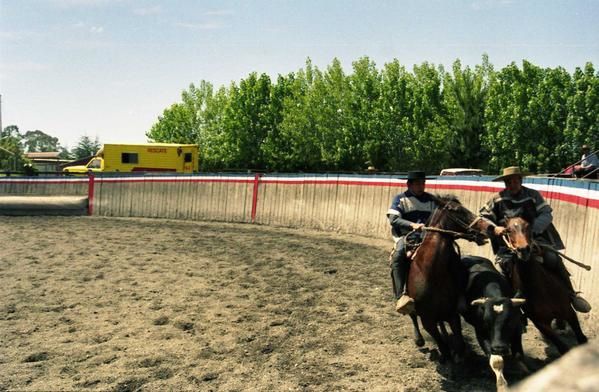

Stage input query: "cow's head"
[{"left": 471, "top": 297, "right": 526, "bottom": 355}]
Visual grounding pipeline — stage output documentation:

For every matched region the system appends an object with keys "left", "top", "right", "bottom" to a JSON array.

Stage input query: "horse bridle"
[{"left": 425, "top": 202, "right": 485, "bottom": 241}]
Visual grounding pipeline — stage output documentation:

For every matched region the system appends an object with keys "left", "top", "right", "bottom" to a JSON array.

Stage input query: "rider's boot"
[
  {"left": 571, "top": 294, "right": 592, "bottom": 313},
  {"left": 391, "top": 250, "right": 414, "bottom": 315},
  {"left": 548, "top": 254, "right": 592, "bottom": 313}
]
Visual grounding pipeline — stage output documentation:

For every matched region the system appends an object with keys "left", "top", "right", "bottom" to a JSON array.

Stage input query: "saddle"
[{"left": 388, "top": 232, "right": 424, "bottom": 262}]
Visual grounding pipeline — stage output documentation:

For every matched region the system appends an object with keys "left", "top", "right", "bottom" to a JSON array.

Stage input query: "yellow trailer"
[{"left": 63, "top": 143, "right": 199, "bottom": 174}]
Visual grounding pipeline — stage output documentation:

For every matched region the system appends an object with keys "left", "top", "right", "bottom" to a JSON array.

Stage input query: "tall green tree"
[
  {"left": 0, "top": 125, "right": 25, "bottom": 170},
  {"left": 484, "top": 61, "right": 574, "bottom": 173},
  {"left": 528, "top": 66, "right": 572, "bottom": 173},
  {"left": 564, "top": 63, "right": 599, "bottom": 162},
  {"left": 222, "top": 73, "right": 273, "bottom": 169},
  {"left": 23, "top": 130, "right": 60, "bottom": 152},
  {"left": 483, "top": 61, "right": 540, "bottom": 173},
  {"left": 310, "top": 58, "right": 352, "bottom": 170},
  {"left": 378, "top": 60, "right": 413, "bottom": 171},
  {"left": 261, "top": 72, "right": 299, "bottom": 170},
  {"left": 348, "top": 56, "right": 383, "bottom": 171},
  {"left": 147, "top": 56, "right": 598, "bottom": 174},
  {"left": 72, "top": 136, "right": 101, "bottom": 159},
  {"left": 276, "top": 60, "right": 323, "bottom": 171},
  {"left": 406, "top": 62, "right": 450, "bottom": 173},
  {"left": 443, "top": 56, "right": 491, "bottom": 169},
  {"left": 147, "top": 102, "right": 195, "bottom": 144}
]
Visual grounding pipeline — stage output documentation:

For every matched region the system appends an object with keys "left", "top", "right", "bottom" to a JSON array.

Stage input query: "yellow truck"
[{"left": 63, "top": 143, "right": 199, "bottom": 174}]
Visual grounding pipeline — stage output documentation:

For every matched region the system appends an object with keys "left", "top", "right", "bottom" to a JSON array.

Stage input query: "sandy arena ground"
[{"left": 0, "top": 216, "right": 595, "bottom": 391}]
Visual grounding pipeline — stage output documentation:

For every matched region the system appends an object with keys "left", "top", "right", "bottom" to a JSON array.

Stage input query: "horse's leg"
[
  {"left": 447, "top": 314, "right": 465, "bottom": 362},
  {"left": 475, "top": 327, "right": 491, "bottom": 356},
  {"left": 565, "top": 309, "right": 588, "bottom": 345},
  {"left": 532, "top": 319, "right": 570, "bottom": 354},
  {"left": 410, "top": 313, "right": 425, "bottom": 347},
  {"left": 422, "top": 318, "right": 451, "bottom": 363},
  {"left": 510, "top": 332, "right": 530, "bottom": 374},
  {"left": 438, "top": 322, "right": 449, "bottom": 340}
]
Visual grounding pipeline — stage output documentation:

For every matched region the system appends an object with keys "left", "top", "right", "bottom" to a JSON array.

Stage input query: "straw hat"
[{"left": 493, "top": 166, "right": 526, "bottom": 182}]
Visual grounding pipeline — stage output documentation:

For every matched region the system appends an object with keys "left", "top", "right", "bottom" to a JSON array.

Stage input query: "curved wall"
[{"left": 1, "top": 173, "right": 597, "bottom": 321}]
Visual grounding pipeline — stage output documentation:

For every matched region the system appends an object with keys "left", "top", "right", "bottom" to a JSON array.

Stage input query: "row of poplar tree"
[{"left": 147, "top": 55, "right": 598, "bottom": 175}]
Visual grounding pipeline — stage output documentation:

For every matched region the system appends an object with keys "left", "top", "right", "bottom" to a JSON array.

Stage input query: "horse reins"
[
  {"left": 420, "top": 204, "right": 483, "bottom": 241},
  {"left": 501, "top": 232, "right": 592, "bottom": 271}
]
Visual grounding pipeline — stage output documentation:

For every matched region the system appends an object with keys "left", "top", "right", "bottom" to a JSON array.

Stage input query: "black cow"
[{"left": 460, "top": 256, "right": 528, "bottom": 391}]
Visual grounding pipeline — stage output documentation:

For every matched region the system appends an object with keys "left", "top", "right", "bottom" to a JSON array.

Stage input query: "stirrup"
[{"left": 396, "top": 295, "right": 415, "bottom": 315}]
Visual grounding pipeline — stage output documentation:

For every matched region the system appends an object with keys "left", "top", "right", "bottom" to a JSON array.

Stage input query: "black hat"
[{"left": 407, "top": 171, "right": 427, "bottom": 180}]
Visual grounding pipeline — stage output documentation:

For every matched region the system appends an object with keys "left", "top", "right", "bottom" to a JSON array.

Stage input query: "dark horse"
[
  {"left": 406, "top": 195, "right": 490, "bottom": 362},
  {"left": 504, "top": 216, "right": 588, "bottom": 354}
]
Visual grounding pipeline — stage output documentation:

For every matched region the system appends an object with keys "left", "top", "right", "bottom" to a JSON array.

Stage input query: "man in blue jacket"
[{"left": 387, "top": 171, "right": 438, "bottom": 315}]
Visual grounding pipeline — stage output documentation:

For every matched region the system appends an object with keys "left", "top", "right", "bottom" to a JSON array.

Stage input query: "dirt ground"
[{"left": 0, "top": 216, "right": 595, "bottom": 391}]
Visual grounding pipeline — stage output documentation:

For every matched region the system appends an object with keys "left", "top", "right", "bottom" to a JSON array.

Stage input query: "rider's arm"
[
  {"left": 479, "top": 197, "right": 501, "bottom": 235},
  {"left": 387, "top": 194, "right": 419, "bottom": 233},
  {"left": 387, "top": 213, "right": 419, "bottom": 232},
  {"left": 532, "top": 193, "right": 553, "bottom": 235}
]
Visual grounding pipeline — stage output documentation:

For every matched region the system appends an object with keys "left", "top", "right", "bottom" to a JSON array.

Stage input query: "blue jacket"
[{"left": 387, "top": 190, "right": 437, "bottom": 241}]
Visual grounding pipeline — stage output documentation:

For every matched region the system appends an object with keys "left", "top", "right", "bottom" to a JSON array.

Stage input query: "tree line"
[
  {"left": 0, "top": 125, "right": 100, "bottom": 171},
  {"left": 147, "top": 55, "right": 598, "bottom": 175}
]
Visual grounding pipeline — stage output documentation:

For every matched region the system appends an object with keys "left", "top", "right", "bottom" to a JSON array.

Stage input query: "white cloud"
[
  {"left": 133, "top": 5, "right": 162, "bottom": 16},
  {"left": 90, "top": 26, "right": 104, "bottom": 33}
]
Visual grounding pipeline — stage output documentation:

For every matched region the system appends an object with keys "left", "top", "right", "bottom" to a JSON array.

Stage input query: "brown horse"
[
  {"left": 504, "top": 216, "right": 587, "bottom": 354},
  {"left": 406, "top": 195, "right": 491, "bottom": 362}
]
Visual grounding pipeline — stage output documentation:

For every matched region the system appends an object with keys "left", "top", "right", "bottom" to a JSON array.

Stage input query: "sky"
[{"left": 1, "top": 0, "right": 598, "bottom": 150}]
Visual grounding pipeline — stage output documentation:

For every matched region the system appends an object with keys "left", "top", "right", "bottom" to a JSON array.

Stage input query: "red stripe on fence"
[
  {"left": 251, "top": 173, "right": 262, "bottom": 223},
  {"left": 0, "top": 179, "right": 88, "bottom": 184},
  {"left": 88, "top": 174, "right": 95, "bottom": 215},
  {"left": 96, "top": 178, "right": 254, "bottom": 184}
]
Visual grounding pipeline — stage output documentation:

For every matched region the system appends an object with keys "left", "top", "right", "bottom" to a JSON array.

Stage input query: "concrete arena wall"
[
  {"left": 1, "top": 173, "right": 597, "bottom": 321},
  {"left": 0, "top": 176, "right": 88, "bottom": 195},
  {"left": 92, "top": 174, "right": 255, "bottom": 222}
]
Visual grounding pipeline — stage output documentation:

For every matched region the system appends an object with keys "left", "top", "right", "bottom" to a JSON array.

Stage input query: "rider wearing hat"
[
  {"left": 479, "top": 166, "right": 591, "bottom": 313},
  {"left": 387, "top": 170, "right": 438, "bottom": 315}
]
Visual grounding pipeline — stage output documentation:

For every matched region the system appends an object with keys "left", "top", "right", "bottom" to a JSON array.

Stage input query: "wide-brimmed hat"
[
  {"left": 408, "top": 171, "right": 426, "bottom": 180},
  {"left": 493, "top": 166, "right": 526, "bottom": 182},
  {"left": 581, "top": 144, "right": 590, "bottom": 151}
]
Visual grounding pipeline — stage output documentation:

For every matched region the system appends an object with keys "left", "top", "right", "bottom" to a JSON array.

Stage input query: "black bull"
[
  {"left": 409, "top": 256, "right": 528, "bottom": 390},
  {"left": 460, "top": 256, "right": 525, "bottom": 357},
  {"left": 460, "top": 256, "right": 528, "bottom": 390}
]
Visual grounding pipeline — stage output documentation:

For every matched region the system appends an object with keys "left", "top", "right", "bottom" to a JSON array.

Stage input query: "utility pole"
[{"left": 0, "top": 94, "right": 3, "bottom": 134}]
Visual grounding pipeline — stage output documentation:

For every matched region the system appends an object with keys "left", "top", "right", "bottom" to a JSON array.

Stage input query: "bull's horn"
[
  {"left": 511, "top": 298, "right": 526, "bottom": 306},
  {"left": 471, "top": 298, "right": 488, "bottom": 306}
]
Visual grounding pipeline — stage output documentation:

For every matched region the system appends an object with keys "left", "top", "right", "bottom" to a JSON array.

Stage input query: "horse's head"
[
  {"left": 504, "top": 215, "right": 532, "bottom": 261},
  {"left": 429, "top": 195, "right": 489, "bottom": 244}
]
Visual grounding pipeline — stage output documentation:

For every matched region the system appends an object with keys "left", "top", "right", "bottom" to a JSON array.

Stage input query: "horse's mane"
[{"left": 433, "top": 193, "right": 461, "bottom": 205}]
